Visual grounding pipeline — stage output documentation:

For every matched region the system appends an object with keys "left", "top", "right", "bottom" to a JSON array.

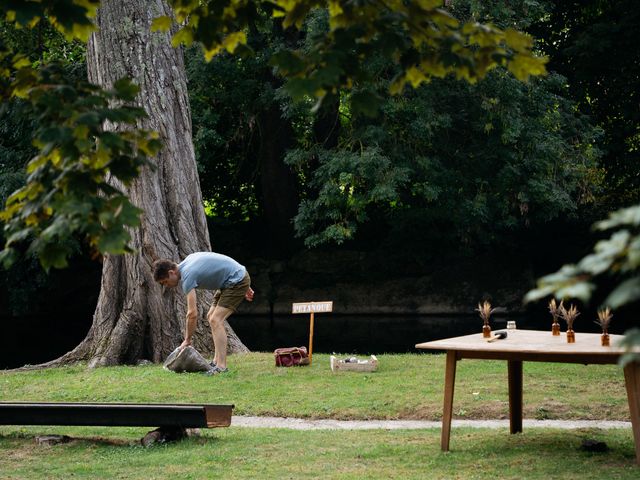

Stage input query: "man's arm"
[{"left": 180, "top": 290, "right": 198, "bottom": 349}]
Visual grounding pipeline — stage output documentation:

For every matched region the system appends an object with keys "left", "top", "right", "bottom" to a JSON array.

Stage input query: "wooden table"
[{"left": 416, "top": 329, "right": 640, "bottom": 464}]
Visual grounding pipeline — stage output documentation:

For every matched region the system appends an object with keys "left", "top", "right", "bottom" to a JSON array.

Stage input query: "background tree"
[
  {"left": 280, "top": 2, "right": 600, "bottom": 254},
  {"left": 186, "top": 14, "right": 301, "bottom": 255},
  {"left": 530, "top": 0, "right": 640, "bottom": 207},
  {"left": 1, "top": 0, "right": 249, "bottom": 366},
  {"left": 75, "top": 0, "right": 249, "bottom": 366}
]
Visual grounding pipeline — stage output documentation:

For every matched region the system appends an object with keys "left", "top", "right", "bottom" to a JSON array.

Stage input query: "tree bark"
[{"left": 43, "top": 0, "right": 248, "bottom": 368}]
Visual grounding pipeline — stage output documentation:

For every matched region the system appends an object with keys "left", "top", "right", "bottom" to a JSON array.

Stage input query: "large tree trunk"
[{"left": 45, "top": 0, "right": 248, "bottom": 367}]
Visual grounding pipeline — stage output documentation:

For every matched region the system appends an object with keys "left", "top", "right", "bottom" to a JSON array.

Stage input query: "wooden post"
[
  {"left": 292, "top": 301, "right": 333, "bottom": 367},
  {"left": 308, "top": 311, "right": 315, "bottom": 365}
]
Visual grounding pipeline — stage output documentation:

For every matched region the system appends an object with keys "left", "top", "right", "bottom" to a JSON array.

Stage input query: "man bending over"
[{"left": 153, "top": 252, "right": 254, "bottom": 375}]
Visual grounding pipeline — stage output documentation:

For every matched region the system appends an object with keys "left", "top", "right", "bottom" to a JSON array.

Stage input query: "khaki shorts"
[{"left": 212, "top": 273, "right": 251, "bottom": 312}]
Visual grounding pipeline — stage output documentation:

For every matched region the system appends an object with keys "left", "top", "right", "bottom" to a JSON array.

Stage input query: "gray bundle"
[{"left": 163, "top": 346, "right": 215, "bottom": 374}]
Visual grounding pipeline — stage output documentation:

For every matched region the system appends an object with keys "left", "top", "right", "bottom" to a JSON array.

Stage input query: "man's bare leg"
[{"left": 207, "top": 305, "right": 233, "bottom": 369}]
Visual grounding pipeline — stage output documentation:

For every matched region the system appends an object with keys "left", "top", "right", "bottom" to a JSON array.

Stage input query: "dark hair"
[{"left": 153, "top": 259, "right": 177, "bottom": 281}]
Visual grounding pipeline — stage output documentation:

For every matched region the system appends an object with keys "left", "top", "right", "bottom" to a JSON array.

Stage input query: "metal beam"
[{"left": 0, "top": 402, "right": 234, "bottom": 428}]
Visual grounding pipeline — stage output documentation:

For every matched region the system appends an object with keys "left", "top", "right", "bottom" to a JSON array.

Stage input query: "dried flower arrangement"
[
  {"left": 560, "top": 304, "right": 580, "bottom": 330},
  {"left": 595, "top": 307, "right": 613, "bottom": 346},
  {"left": 476, "top": 301, "right": 495, "bottom": 338},
  {"left": 559, "top": 303, "right": 580, "bottom": 343},
  {"left": 595, "top": 307, "right": 613, "bottom": 331},
  {"left": 476, "top": 301, "right": 494, "bottom": 322},
  {"left": 548, "top": 298, "right": 563, "bottom": 335}
]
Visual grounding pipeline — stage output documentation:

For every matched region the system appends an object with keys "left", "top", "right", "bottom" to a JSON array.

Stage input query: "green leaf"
[
  {"left": 112, "top": 78, "right": 140, "bottom": 101},
  {"left": 6, "top": 228, "right": 32, "bottom": 246},
  {"left": 37, "top": 242, "right": 71, "bottom": 270},
  {"left": 0, "top": 248, "right": 18, "bottom": 269},
  {"left": 523, "top": 285, "right": 556, "bottom": 303},
  {"left": 604, "top": 277, "right": 640, "bottom": 309},
  {"left": 508, "top": 53, "right": 547, "bottom": 81},
  {"left": 284, "top": 77, "right": 319, "bottom": 100},
  {"left": 96, "top": 227, "right": 131, "bottom": 254},
  {"left": 578, "top": 252, "right": 615, "bottom": 276},
  {"left": 556, "top": 282, "right": 595, "bottom": 302},
  {"left": 350, "top": 90, "right": 382, "bottom": 117},
  {"left": 171, "top": 27, "right": 194, "bottom": 48},
  {"left": 75, "top": 111, "right": 102, "bottom": 127},
  {"left": 221, "top": 31, "right": 247, "bottom": 54},
  {"left": 597, "top": 205, "right": 640, "bottom": 230},
  {"left": 270, "top": 50, "right": 306, "bottom": 76},
  {"left": 617, "top": 328, "right": 640, "bottom": 367},
  {"left": 151, "top": 15, "right": 172, "bottom": 32}
]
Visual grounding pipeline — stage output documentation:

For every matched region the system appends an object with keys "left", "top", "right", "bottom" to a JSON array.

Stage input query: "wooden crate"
[{"left": 330, "top": 355, "right": 378, "bottom": 372}]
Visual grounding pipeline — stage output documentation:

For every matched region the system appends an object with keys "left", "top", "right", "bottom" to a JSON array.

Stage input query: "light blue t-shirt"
[{"left": 178, "top": 252, "right": 246, "bottom": 293}]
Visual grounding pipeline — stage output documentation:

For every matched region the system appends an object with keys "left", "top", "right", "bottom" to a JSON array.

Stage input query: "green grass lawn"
[
  {"left": 0, "top": 427, "right": 637, "bottom": 479},
  {"left": 0, "top": 352, "right": 629, "bottom": 420},
  {"left": 1, "top": 352, "right": 636, "bottom": 478}
]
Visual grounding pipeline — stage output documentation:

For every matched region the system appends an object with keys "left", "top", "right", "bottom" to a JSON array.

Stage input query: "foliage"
[
  {"left": 0, "top": 100, "right": 32, "bottom": 200},
  {"left": 0, "top": 12, "right": 86, "bottom": 66},
  {"left": 289, "top": 67, "right": 601, "bottom": 247},
  {"left": 0, "top": 0, "right": 548, "bottom": 269},
  {"left": 0, "top": 19, "right": 91, "bottom": 305},
  {"left": 448, "top": 0, "right": 553, "bottom": 30},
  {"left": 0, "top": 0, "right": 98, "bottom": 42},
  {"left": 0, "top": 2, "right": 161, "bottom": 268},
  {"left": 184, "top": 7, "right": 293, "bottom": 221},
  {"left": 186, "top": 47, "right": 261, "bottom": 221},
  {"left": 531, "top": 0, "right": 640, "bottom": 205},
  {"left": 619, "top": 328, "right": 640, "bottom": 367},
  {"left": 0, "top": 64, "right": 161, "bottom": 269},
  {"left": 525, "top": 204, "right": 640, "bottom": 363},
  {"left": 286, "top": 145, "right": 409, "bottom": 245},
  {"left": 526, "top": 205, "right": 640, "bottom": 307},
  {"left": 160, "top": 0, "right": 547, "bottom": 114}
]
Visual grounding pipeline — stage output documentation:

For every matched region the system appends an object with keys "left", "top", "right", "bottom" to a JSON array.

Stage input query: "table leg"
[
  {"left": 508, "top": 360, "right": 523, "bottom": 434},
  {"left": 441, "top": 350, "right": 457, "bottom": 451},
  {"left": 623, "top": 361, "right": 640, "bottom": 465}
]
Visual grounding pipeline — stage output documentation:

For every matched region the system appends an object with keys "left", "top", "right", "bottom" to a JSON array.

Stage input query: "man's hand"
[
  {"left": 179, "top": 339, "right": 192, "bottom": 350},
  {"left": 245, "top": 287, "right": 254, "bottom": 302}
]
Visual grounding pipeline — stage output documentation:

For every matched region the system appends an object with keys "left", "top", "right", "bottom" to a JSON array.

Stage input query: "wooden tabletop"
[{"left": 416, "top": 329, "right": 629, "bottom": 360}]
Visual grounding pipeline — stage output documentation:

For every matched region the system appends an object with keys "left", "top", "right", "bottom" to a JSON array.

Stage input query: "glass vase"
[
  {"left": 601, "top": 331, "right": 610, "bottom": 346},
  {"left": 482, "top": 323, "right": 491, "bottom": 338},
  {"left": 566, "top": 328, "right": 575, "bottom": 343},
  {"left": 552, "top": 320, "right": 561, "bottom": 336}
]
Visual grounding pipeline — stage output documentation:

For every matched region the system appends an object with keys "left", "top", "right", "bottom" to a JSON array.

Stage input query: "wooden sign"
[
  {"left": 291, "top": 301, "right": 333, "bottom": 365},
  {"left": 292, "top": 301, "right": 333, "bottom": 314}
]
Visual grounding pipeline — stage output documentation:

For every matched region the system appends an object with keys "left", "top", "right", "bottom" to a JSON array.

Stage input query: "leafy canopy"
[
  {"left": 0, "top": 0, "right": 546, "bottom": 269},
  {"left": 157, "top": 0, "right": 546, "bottom": 113},
  {"left": 0, "top": 63, "right": 161, "bottom": 269}
]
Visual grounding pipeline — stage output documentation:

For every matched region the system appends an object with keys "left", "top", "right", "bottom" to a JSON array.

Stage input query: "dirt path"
[{"left": 232, "top": 416, "right": 632, "bottom": 430}]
